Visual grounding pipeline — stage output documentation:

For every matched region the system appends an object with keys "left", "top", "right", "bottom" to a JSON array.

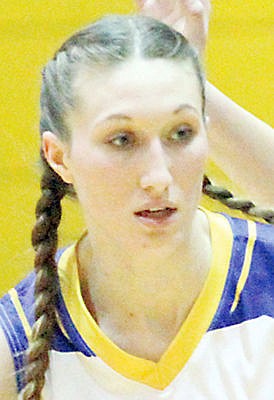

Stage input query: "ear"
[{"left": 42, "top": 131, "right": 73, "bottom": 184}]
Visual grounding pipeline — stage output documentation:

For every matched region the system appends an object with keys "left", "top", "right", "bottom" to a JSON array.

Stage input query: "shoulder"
[
  {"left": 209, "top": 213, "right": 274, "bottom": 331},
  {"left": 220, "top": 213, "right": 274, "bottom": 276},
  {"left": 204, "top": 209, "right": 274, "bottom": 260},
  {"left": 0, "top": 272, "right": 36, "bottom": 335},
  {"left": 0, "top": 273, "right": 35, "bottom": 395},
  {"left": 0, "top": 327, "right": 18, "bottom": 399},
  {"left": 226, "top": 215, "right": 274, "bottom": 314},
  {"left": 221, "top": 212, "right": 274, "bottom": 246},
  {"left": 221, "top": 211, "right": 274, "bottom": 232}
]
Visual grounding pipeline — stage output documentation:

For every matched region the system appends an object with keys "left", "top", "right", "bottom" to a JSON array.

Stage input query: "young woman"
[
  {"left": 137, "top": 0, "right": 274, "bottom": 207},
  {"left": 0, "top": 11, "right": 274, "bottom": 400}
]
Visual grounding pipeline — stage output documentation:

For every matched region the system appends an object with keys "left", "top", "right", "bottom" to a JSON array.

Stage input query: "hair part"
[
  {"left": 23, "top": 15, "right": 206, "bottom": 399},
  {"left": 22, "top": 14, "right": 274, "bottom": 400},
  {"left": 40, "top": 15, "right": 205, "bottom": 142}
]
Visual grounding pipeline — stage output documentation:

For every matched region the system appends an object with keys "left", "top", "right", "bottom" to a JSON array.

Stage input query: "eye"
[
  {"left": 108, "top": 132, "right": 135, "bottom": 148},
  {"left": 169, "top": 125, "right": 194, "bottom": 143}
]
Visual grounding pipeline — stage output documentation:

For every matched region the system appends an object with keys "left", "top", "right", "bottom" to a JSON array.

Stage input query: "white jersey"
[{"left": 1, "top": 210, "right": 274, "bottom": 399}]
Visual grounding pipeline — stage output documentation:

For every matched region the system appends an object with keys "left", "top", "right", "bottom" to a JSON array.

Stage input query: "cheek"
[
  {"left": 175, "top": 137, "right": 208, "bottom": 180},
  {"left": 191, "top": 139, "right": 208, "bottom": 176},
  {"left": 69, "top": 146, "right": 137, "bottom": 209}
]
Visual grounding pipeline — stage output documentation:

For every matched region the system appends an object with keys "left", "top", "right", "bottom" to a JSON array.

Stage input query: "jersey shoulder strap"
[
  {"left": 0, "top": 272, "right": 35, "bottom": 391},
  {"left": 0, "top": 248, "right": 73, "bottom": 393}
]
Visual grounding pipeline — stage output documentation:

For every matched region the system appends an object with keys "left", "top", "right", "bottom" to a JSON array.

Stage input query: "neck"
[{"left": 77, "top": 209, "right": 211, "bottom": 361}]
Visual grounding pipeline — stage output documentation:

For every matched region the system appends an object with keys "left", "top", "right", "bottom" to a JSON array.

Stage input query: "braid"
[
  {"left": 21, "top": 154, "right": 69, "bottom": 399},
  {"left": 202, "top": 176, "right": 274, "bottom": 224}
]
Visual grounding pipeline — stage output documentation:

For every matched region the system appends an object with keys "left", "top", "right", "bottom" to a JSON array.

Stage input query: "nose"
[{"left": 140, "top": 139, "right": 173, "bottom": 196}]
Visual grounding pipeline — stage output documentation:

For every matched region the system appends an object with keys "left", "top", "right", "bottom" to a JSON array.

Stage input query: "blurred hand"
[{"left": 135, "top": 0, "right": 211, "bottom": 56}]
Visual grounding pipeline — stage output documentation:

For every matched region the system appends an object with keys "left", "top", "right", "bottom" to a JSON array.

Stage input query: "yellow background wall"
[{"left": 0, "top": 0, "right": 273, "bottom": 295}]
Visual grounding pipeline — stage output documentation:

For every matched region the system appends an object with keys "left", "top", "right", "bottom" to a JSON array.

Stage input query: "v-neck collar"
[{"left": 57, "top": 209, "right": 233, "bottom": 389}]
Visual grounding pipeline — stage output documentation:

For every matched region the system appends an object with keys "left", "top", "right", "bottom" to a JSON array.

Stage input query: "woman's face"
[{"left": 48, "top": 57, "right": 208, "bottom": 254}]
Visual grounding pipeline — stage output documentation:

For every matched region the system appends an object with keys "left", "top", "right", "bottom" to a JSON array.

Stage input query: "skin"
[
  {"left": 0, "top": 328, "right": 17, "bottom": 399},
  {"left": 43, "top": 57, "right": 211, "bottom": 361},
  {"left": 137, "top": 0, "right": 274, "bottom": 206},
  {"left": 1, "top": 1, "right": 272, "bottom": 394},
  {"left": 136, "top": 0, "right": 210, "bottom": 56}
]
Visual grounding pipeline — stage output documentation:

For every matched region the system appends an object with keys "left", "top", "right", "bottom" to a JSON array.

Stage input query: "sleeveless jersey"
[{"left": 1, "top": 210, "right": 274, "bottom": 399}]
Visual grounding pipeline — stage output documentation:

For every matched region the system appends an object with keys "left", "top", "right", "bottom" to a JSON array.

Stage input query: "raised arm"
[
  {"left": 136, "top": 0, "right": 210, "bottom": 55},
  {"left": 136, "top": 0, "right": 274, "bottom": 206},
  {"left": 206, "top": 83, "right": 274, "bottom": 207}
]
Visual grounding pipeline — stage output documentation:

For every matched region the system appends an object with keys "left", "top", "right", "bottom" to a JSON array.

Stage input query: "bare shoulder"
[{"left": 0, "top": 327, "right": 18, "bottom": 399}]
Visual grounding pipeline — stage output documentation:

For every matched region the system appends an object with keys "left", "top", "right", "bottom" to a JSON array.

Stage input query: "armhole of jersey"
[
  {"left": 230, "top": 220, "right": 257, "bottom": 312},
  {"left": 0, "top": 290, "right": 30, "bottom": 393},
  {"left": 0, "top": 247, "right": 73, "bottom": 396}
]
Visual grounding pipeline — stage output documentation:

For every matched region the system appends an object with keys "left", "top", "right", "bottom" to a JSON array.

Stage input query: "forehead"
[{"left": 70, "top": 57, "right": 203, "bottom": 126}]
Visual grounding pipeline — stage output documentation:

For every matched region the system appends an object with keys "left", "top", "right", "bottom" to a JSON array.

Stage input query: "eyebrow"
[
  {"left": 104, "top": 113, "right": 132, "bottom": 121},
  {"left": 173, "top": 104, "right": 199, "bottom": 115},
  {"left": 102, "top": 104, "right": 199, "bottom": 123}
]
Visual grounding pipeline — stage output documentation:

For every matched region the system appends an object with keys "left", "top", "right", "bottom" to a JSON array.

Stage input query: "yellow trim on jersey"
[
  {"left": 55, "top": 311, "right": 71, "bottom": 341},
  {"left": 230, "top": 220, "right": 257, "bottom": 313},
  {"left": 58, "top": 209, "right": 233, "bottom": 390},
  {"left": 9, "top": 289, "right": 46, "bottom": 400},
  {"left": 8, "top": 288, "right": 32, "bottom": 338}
]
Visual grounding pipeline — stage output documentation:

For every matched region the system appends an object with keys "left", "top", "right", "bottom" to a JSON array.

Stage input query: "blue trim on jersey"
[
  {"left": 0, "top": 294, "right": 28, "bottom": 391},
  {"left": 55, "top": 286, "right": 96, "bottom": 357},
  {"left": 209, "top": 216, "right": 249, "bottom": 330},
  {"left": 55, "top": 245, "right": 96, "bottom": 356},
  {"left": 51, "top": 322, "right": 80, "bottom": 353},
  {"left": 209, "top": 215, "right": 274, "bottom": 331},
  {"left": 241, "top": 222, "right": 274, "bottom": 319},
  {"left": 15, "top": 271, "right": 36, "bottom": 328},
  {"left": 1, "top": 214, "right": 274, "bottom": 394},
  {"left": 15, "top": 270, "right": 88, "bottom": 354},
  {"left": 56, "top": 247, "right": 68, "bottom": 262},
  {"left": 0, "top": 265, "right": 93, "bottom": 393}
]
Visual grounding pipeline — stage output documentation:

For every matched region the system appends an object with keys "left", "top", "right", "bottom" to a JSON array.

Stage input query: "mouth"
[{"left": 134, "top": 206, "right": 178, "bottom": 226}]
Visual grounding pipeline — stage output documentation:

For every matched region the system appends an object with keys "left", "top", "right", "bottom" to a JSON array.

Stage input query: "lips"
[
  {"left": 134, "top": 202, "right": 178, "bottom": 227},
  {"left": 134, "top": 207, "right": 177, "bottom": 219}
]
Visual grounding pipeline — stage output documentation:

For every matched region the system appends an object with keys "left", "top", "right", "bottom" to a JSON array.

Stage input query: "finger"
[
  {"left": 163, "top": 6, "right": 186, "bottom": 27},
  {"left": 136, "top": 0, "right": 173, "bottom": 20},
  {"left": 179, "top": 0, "right": 211, "bottom": 18},
  {"left": 198, "top": 0, "right": 211, "bottom": 13},
  {"left": 179, "top": 0, "right": 211, "bottom": 32},
  {"left": 179, "top": 0, "right": 206, "bottom": 17},
  {"left": 135, "top": 0, "right": 145, "bottom": 9}
]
